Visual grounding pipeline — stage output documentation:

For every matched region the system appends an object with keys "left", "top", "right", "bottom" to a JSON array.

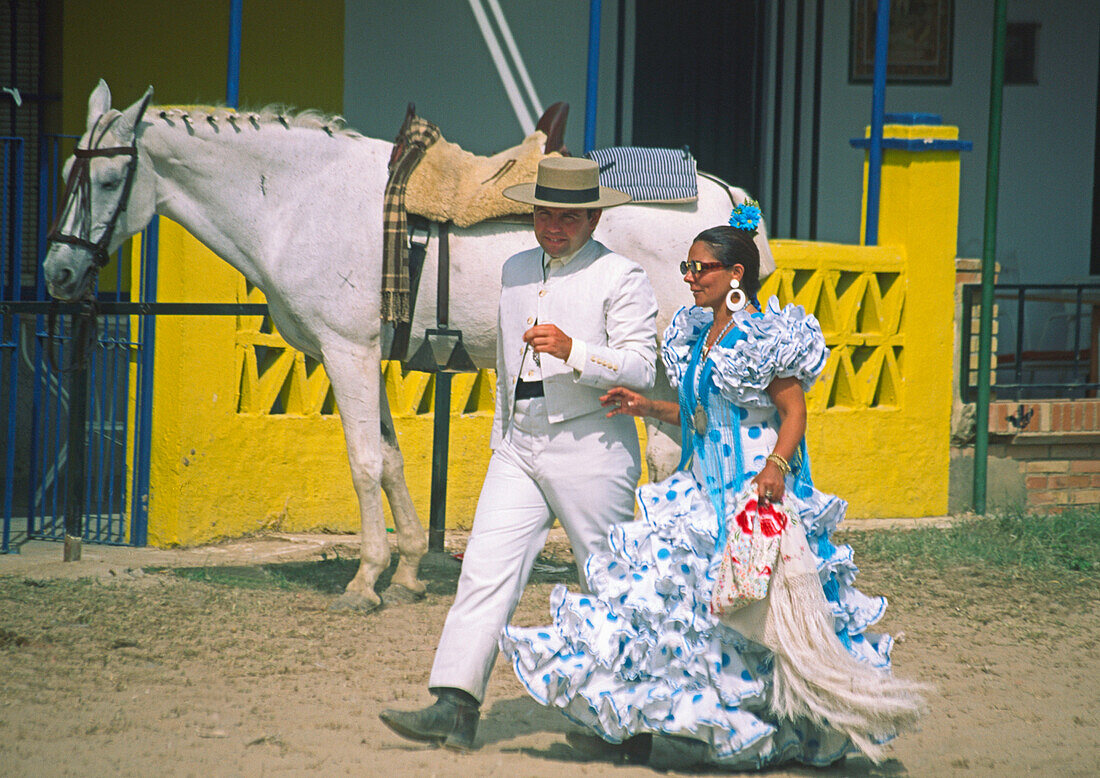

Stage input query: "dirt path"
[{"left": 0, "top": 530, "right": 1097, "bottom": 777}]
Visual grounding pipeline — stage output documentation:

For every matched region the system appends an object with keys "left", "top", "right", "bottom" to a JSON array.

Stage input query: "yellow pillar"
[{"left": 856, "top": 118, "right": 966, "bottom": 516}]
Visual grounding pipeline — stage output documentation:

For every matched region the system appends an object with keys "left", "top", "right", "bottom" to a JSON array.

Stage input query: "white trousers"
[{"left": 429, "top": 396, "right": 641, "bottom": 702}]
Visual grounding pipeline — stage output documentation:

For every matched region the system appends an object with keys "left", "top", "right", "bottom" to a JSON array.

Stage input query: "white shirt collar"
[{"left": 543, "top": 239, "right": 591, "bottom": 269}]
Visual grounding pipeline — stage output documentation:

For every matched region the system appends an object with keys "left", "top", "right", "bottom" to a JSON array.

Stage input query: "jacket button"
[
  {"left": 527, "top": 317, "right": 534, "bottom": 325},
  {"left": 538, "top": 289, "right": 547, "bottom": 297}
]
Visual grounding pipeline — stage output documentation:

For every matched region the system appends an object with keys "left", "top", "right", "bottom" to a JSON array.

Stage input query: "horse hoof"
[
  {"left": 329, "top": 591, "right": 381, "bottom": 614},
  {"left": 381, "top": 584, "right": 427, "bottom": 607}
]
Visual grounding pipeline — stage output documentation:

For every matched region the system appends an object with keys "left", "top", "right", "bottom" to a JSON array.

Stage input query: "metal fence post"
[
  {"left": 63, "top": 306, "right": 94, "bottom": 560},
  {"left": 973, "top": 0, "right": 1008, "bottom": 514},
  {"left": 429, "top": 372, "right": 451, "bottom": 552},
  {"left": 864, "top": 0, "right": 891, "bottom": 246}
]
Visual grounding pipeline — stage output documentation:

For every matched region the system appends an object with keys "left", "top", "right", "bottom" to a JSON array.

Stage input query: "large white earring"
[{"left": 726, "top": 278, "right": 747, "bottom": 313}]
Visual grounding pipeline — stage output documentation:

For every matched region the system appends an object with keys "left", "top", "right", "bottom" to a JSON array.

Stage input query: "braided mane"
[{"left": 151, "top": 104, "right": 364, "bottom": 139}]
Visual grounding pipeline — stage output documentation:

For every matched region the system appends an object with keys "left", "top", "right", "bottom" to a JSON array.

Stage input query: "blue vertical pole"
[
  {"left": 584, "top": 0, "right": 602, "bottom": 154},
  {"left": 226, "top": 0, "right": 243, "bottom": 108},
  {"left": 864, "top": 0, "right": 891, "bottom": 245},
  {"left": 131, "top": 219, "right": 157, "bottom": 547}
]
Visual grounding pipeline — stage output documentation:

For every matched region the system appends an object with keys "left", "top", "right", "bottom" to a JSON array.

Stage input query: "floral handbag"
[{"left": 710, "top": 488, "right": 792, "bottom": 615}]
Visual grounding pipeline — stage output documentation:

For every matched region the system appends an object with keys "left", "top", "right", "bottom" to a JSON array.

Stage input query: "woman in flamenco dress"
[{"left": 499, "top": 202, "right": 926, "bottom": 769}]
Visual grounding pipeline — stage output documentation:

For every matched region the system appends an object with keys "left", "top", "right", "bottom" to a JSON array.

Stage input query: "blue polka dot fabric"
[
  {"left": 501, "top": 463, "right": 893, "bottom": 767},
  {"left": 500, "top": 301, "right": 897, "bottom": 769}
]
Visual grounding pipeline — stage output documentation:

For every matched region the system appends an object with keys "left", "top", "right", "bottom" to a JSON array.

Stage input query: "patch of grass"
[
  {"left": 0, "top": 627, "right": 30, "bottom": 647},
  {"left": 844, "top": 507, "right": 1100, "bottom": 577}
]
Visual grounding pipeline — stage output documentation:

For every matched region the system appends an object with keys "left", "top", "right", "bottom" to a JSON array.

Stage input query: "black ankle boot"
[{"left": 379, "top": 688, "right": 480, "bottom": 751}]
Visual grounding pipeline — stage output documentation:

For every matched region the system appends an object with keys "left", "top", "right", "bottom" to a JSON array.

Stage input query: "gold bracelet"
[{"left": 766, "top": 452, "right": 791, "bottom": 475}]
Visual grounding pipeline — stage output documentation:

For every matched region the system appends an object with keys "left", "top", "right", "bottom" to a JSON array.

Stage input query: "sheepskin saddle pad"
[{"left": 405, "top": 131, "right": 559, "bottom": 228}]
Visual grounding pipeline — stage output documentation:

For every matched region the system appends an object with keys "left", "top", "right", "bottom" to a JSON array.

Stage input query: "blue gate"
[
  {"left": 1, "top": 136, "right": 24, "bottom": 552},
  {"left": 1, "top": 135, "right": 155, "bottom": 553}
]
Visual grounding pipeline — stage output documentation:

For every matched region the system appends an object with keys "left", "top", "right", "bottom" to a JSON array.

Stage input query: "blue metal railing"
[
  {"left": 961, "top": 283, "right": 1100, "bottom": 402},
  {"left": 2, "top": 134, "right": 153, "bottom": 553},
  {"left": 2, "top": 137, "right": 25, "bottom": 553}
]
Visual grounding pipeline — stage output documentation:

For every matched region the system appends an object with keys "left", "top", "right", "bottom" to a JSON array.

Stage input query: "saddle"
[
  {"left": 402, "top": 102, "right": 569, "bottom": 228},
  {"left": 382, "top": 103, "right": 569, "bottom": 353}
]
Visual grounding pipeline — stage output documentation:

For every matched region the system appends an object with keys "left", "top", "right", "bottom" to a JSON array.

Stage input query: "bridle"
[
  {"left": 44, "top": 108, "right": 145, "bottom": 372},
  {"left": 46, "top": 110, "right": 144, "bottom": 270}
]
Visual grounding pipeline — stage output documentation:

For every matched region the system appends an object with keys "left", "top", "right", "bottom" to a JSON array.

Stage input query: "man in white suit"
[{"left": 381, "top": 157, "right": 659, "bottom": 750}]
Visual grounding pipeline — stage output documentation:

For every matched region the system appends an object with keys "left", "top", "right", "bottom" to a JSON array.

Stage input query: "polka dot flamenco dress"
[{"left": 499, "top": 299, "right": 923, "bottom": 769}]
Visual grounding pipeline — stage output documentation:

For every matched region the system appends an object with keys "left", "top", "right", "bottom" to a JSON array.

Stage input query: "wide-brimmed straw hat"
[{"left": 503, "top": 157, "right": 631, "bottom": 209}]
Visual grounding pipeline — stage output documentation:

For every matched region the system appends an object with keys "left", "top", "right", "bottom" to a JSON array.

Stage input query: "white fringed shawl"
[{"left": 719, "top": 517, "right": 929, "bottom": 763}]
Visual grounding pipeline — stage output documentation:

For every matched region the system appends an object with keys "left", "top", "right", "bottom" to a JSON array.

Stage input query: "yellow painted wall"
[
  {"left": 141, "top": 222, "right": 502, "bottom": 545},
  {"left": 860, "top": 123, "right": 960, "bottom": 517},
  {"left": 141, "top": 221, "right": 351, "bottom": 546},
  {"left": 48, "top": 3, "right": 956, "bottom": 539},
  {"left": 138, "top": 122, "right": 958, "bottom": 545},
  {"left": 760, "top": 241, "right": 916, "bottom": 516}
]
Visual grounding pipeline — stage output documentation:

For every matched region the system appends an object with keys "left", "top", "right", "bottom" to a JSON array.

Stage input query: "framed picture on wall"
[{"left": 849, "top": 0, "right": 954, "bottom": 84}]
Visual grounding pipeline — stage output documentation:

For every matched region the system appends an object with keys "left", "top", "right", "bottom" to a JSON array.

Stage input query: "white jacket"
[{"left": 491, "top": 239, "right": 659, "bottom": 448}]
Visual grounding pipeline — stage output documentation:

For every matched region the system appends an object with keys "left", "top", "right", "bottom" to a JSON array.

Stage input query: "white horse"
[{"left": 43, "top": 81, "right": 773, "bottom": 612}]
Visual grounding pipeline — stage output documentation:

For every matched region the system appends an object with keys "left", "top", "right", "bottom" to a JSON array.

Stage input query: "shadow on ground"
[
  {"left": 156, "top": 550, "right": 579, "bottom": 595},
  {"left": 480, "top": 697, "right": 902, "bottom": 776}
]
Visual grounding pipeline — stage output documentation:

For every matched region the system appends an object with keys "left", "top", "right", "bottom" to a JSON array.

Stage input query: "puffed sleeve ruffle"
[
  {"left": 660, "top": 305, "right": 712, "bottom": 390},
  {"left": 710, "top": 296, "right": 829, "bottom": 408}
]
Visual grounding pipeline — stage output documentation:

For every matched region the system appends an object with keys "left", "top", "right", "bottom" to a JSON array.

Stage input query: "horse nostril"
[{"left": 55, "top": 268, "right": 72, "bottom": 287}]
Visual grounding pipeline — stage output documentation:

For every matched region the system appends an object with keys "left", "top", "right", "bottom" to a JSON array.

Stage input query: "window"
[{"left": 1005, "top": 22, "right": 1039, "bottom": 85}]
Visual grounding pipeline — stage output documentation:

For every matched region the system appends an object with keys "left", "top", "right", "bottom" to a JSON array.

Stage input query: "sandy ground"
[{"left": 0, "top": 527, "right": 1097, "bottom": 777}]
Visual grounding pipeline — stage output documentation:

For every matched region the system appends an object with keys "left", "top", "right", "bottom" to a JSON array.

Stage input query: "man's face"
[{"left": 533, "top": 207, "right": 602, "bottom": 258}]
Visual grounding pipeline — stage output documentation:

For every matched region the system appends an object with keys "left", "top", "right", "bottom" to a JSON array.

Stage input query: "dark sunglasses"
[{"left": 679, "top": 259, "right": 726, "bottom": 275}]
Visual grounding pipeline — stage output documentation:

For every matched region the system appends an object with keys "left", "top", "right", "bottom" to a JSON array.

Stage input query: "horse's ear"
[
  {"left": 87, "top": 79, "right": 112, "bottom": 134},
  {"left": 118, "top": 86, "right": 154, "bottom": 140}
]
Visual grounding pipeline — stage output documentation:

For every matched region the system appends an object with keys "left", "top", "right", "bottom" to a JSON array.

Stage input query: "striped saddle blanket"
[{"left": 585, "top": 146, "right": 698, "bottom": 203}]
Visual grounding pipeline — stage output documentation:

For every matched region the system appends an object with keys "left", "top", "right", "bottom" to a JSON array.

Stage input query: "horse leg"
[
  {"left": 378, "top": 384, "right": 427, "bottom": 603},
  {"left": 324, "top": 344, "right": 390, "bottom": 613}
]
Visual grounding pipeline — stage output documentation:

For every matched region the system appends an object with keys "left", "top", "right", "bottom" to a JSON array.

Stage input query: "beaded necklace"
[{"left": 701, "top": 315, "right": 736, "bottom": 361}]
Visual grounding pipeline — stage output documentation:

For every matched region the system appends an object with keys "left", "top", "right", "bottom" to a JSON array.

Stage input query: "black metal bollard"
[
  {"left": 428, "top": 371, "right": 451, "bottom": 552},
  {"left": 63, "top": 308, "right": 94, "bottom": 561}
]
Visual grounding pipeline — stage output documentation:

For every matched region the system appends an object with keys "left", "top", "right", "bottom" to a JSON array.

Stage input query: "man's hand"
[{"left": 523, "top": 323, "right": 572, "bottom": 361}]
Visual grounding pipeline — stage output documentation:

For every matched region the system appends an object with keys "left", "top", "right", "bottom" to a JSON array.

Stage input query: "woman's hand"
[
  {"left": 600, "top": 386, "right": 651, "bottom": 418},
  {"left": 751, "top": 462, "right": 785, "bottom": 503}
]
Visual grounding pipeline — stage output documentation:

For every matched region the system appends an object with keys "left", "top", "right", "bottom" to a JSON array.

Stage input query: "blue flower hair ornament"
[{"left": 729, "top": 198, "right": 762, "bottom": 232}]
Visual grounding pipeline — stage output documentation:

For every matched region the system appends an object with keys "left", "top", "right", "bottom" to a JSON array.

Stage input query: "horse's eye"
[{"left": 99, "top": 172, "right": 122, "bottom": 191}]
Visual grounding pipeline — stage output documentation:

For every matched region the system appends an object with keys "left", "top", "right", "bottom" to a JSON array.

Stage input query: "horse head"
[{"left": 43, "top": 80, "right": 156, "bottom": 301}]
